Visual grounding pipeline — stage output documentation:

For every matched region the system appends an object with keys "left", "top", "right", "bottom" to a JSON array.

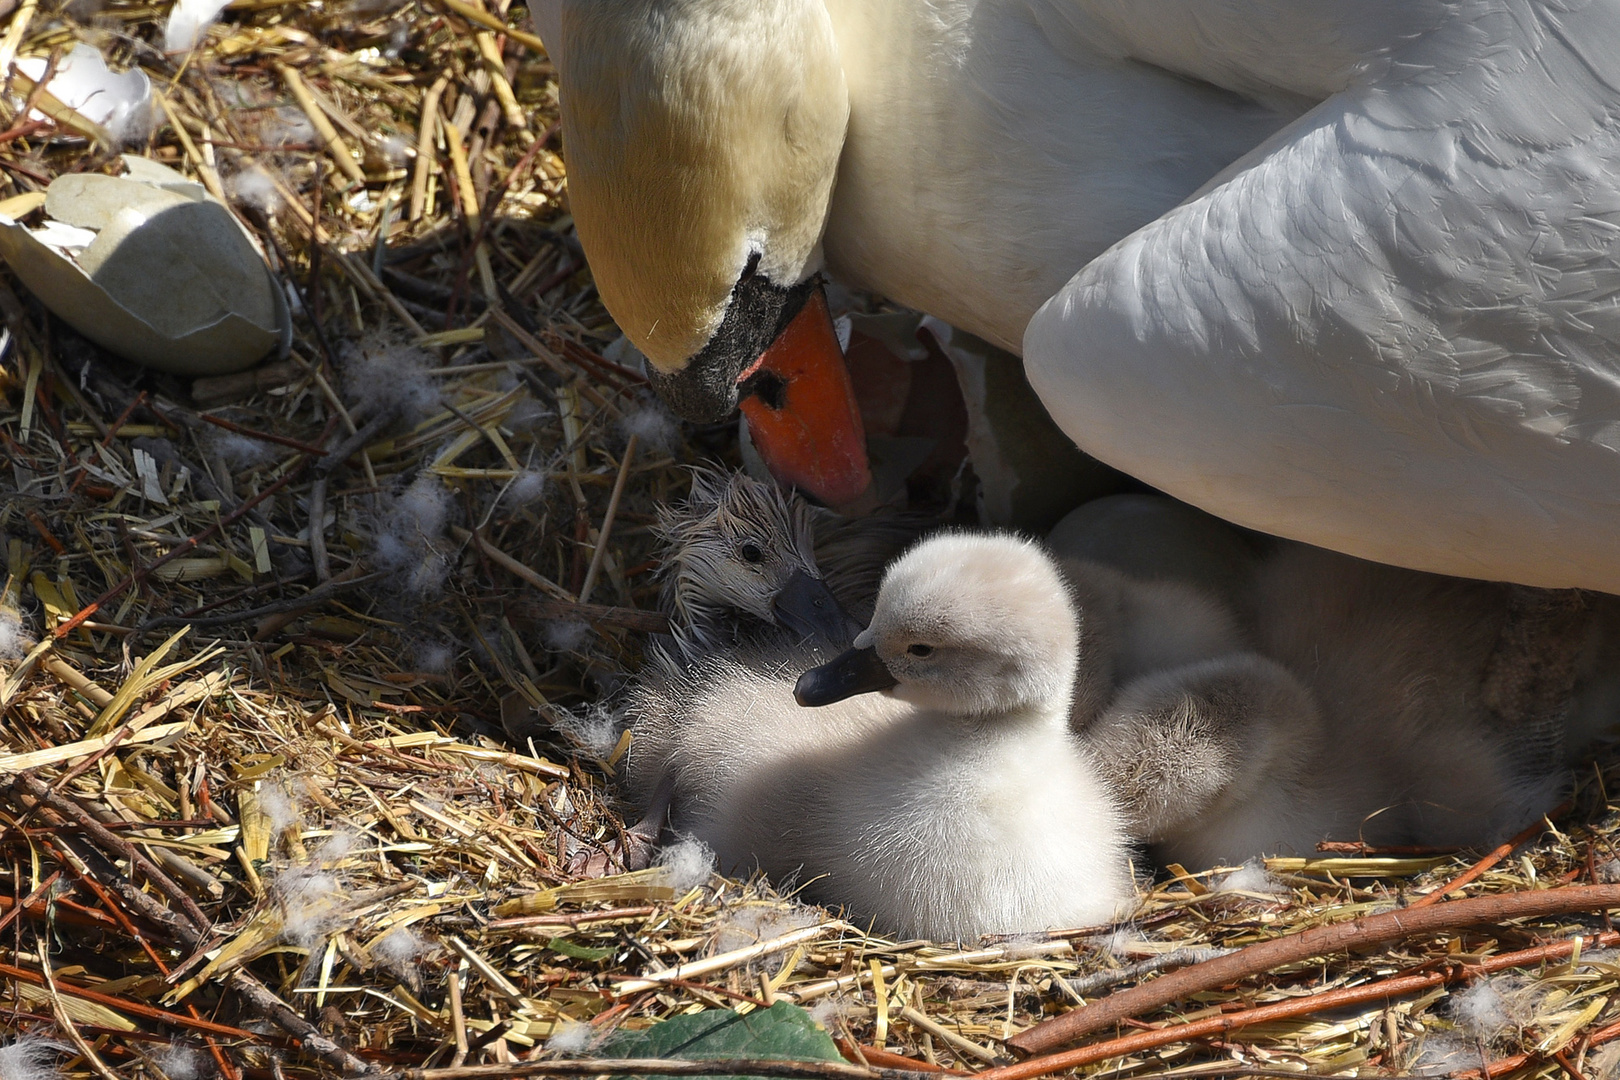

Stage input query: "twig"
[
  {"left": 40, "top": 941, "right": 123, "bottom": 1080},
  {"left": 430, "top": 0, "right": 547, "bottom": 53},
  {"left": 578, "top": 433, "right": 636, "bottom": 602},
  {"left": 489, "top": 307, "right": 617, "bottom": 413},
  {"left": 895, "top": 1006, "right": 1001, "bottom": 1065},
  {"left": 834, "top": 1042, "right": 962, "bottom": 1076},
  {"left": 1059, "top": 947, "right": 1234, "bottom": 999},
  {"left": 614, "top": 923, "right": 839, "bottom": 994},
  {"left": 1006, "top": 883, "right": 1620, "bottom": 1054},
  {"left": 134, "top": 570, "right": 384, "bottom": 633},
  {"left": 1408, "top": 807, "right": 1566, "bottom": 908},
  {"left": 277, "top": 64, "right": 366, "bottom": 185},
  {"left": 8, "top": 774, "right": 213, "bottom": 931},
  {"left": 308, "top": 475, "right": 331, "bottom": 582},
  {"left": 452, "top": 525, "right": 575, "bottom": 601},
  {"left": 486, "top": 905, "right": 657, "bottom": 929},
  {"left": 0, "top": 960, "right": 282, "bottom": 1042},
  {"left": 989, "top": 930, "right": 1620, "bottom": 1080},
  {"left": 0, "top": 870, "right": 62, "bottom": 939},
  {"left": 316, "top": 404, "right": 400, "bottom": 475},
  {"left": 198, "top": 412, "right": 328, "bottom": 455}
]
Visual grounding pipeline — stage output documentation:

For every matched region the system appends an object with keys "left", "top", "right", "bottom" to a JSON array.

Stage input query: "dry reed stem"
[{"left": 4, "top": 6, "right": 1620, "bottom": 1080}]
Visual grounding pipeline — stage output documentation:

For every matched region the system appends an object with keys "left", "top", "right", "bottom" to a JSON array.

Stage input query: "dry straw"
[{"left": 3, "top": 3, "right": 1620, "bottom": 1080}]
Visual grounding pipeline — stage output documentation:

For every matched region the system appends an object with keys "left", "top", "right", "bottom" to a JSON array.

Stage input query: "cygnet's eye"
[
  {"left": 907, "top": 643, "right": 934, "bottom": 658},
  {"left": 739, "top": 541, "right": 764, "bottom": 564}
]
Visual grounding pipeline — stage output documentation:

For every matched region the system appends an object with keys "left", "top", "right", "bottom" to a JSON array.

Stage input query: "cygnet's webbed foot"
[
  {"left": 568, "top": 817, "right": 664, "bottom": 877},
  {"left": 1480, "top": 586, "right": 1593, "bottom": 778},
  {"left": 567, "top": 773, "right": 674, "bottom": 878},
  {"left": 1084, "top": 653, "right": 1321, "bottom": 843}
]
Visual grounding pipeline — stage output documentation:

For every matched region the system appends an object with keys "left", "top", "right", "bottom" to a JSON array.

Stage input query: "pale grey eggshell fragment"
[{"left": 0, "top": 155, "right": 291, "bottom": 376}]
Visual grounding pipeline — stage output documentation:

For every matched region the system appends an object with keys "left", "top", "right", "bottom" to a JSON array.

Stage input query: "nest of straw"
[{"left": 4, "top": 4, "right": 1620, "bottom": 1080}]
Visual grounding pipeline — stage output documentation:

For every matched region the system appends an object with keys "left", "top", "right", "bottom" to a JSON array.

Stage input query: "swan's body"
[
  {"left": 537, "top": 0, "right": 1620, "bottom": 590},
  {"left": 626, "top": 533, "right": 1134, "bottom": 940}
]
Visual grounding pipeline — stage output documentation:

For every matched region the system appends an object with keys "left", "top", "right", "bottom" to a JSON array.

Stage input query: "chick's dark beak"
[
  {"left": 794, "top": 646, "right": 898, "bottom": 707},
  {"left": 772, "top": 569, "right": 855, "bottom": 647}
]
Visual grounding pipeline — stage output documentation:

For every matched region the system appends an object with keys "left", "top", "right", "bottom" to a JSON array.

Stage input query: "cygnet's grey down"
[
  {"left": 652, "top": 467, "right": 931, "bottom": 661},
  {"left": 652, "top": 467, "right": 850, "bottom": 660},
  {"left": 1084, "top": 543, "right": 1620, "bottom": 869},
  {"left": 625, "top": 532, "right": 1134, "bottom": 941}
]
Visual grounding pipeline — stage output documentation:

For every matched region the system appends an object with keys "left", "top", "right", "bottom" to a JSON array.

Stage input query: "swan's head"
[
  {"left": 657, "top": 467, "right": 853, "bottom": 646},
  {"left": 552, "top": 0, "right": 870, "bottom": 507},
  {"left": 795, "top": 533, "right": 1080, "bottom": 716}
]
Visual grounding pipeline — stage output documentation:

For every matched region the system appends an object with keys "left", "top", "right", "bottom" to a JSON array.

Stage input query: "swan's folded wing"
[{"left": 1025, "top": 3, "right": 1620, "bottom": 592}]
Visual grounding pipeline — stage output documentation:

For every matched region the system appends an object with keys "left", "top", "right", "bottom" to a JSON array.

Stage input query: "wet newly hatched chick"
[
  {"left": 626, "top": 532, "right": 1135, "bottom": 941},
  {"left": 1083, "top": 543, "right": 1620, "bottom": 868},
  {"left": 653, "top": 467, "right": 851, "bottom": 660},
  {"left": 652, "top": 467, "right": 932, "bottom": 661}
]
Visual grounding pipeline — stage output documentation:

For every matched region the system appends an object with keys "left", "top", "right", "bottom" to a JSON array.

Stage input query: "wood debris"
[{"left": 3, "top": 4, "right": 1620, "bottom": 1080}]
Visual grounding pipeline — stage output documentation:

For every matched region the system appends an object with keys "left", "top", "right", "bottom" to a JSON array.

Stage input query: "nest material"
[{"left": 2, "top": 4, "right": 1620, "bottom": 1080}]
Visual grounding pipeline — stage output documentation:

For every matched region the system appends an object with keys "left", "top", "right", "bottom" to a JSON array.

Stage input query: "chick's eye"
[
  {"left": 907, "top": 644, "right": 934, "bottom": 658},
  {"left": 739, "top": 542, "right": 763, "bottom": 564}
]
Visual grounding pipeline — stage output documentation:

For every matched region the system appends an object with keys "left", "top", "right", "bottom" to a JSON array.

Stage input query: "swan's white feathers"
[
  {"left": 1028, "top": 8, "right": 1620, "bottom": 589},
  {"left": 818, "top": 0, "right": 1291, "bottom": 354}
]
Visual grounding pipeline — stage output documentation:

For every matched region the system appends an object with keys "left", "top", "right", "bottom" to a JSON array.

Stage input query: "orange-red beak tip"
[{"left": 738, "top": 289, "right": 873, "bottom": 508}]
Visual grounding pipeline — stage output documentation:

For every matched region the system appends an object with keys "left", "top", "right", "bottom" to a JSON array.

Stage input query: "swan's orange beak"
[{"left": 737, "top": 288, "right": 873, "bottom": 508}]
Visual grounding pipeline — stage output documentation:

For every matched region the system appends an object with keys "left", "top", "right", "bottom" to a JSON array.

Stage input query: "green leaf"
[
  {"left": 596, "top": 1001, "right": 843, "bottom": 1080},
  {"left": 545, "top": 936, "right": 616, "bottom": 962}
]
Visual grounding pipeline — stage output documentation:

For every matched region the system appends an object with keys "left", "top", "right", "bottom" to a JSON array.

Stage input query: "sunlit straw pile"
[{"left": 4, "top": 4, "right": 1620, "bottom": 1080}]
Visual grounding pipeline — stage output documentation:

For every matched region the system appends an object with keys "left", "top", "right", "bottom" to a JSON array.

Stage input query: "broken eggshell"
[
  {"left": 0, "top": 155, "right": 291, "bottom": 376},
  {"left": 13, "top": 43, "right": 154, "bottom": 143}
]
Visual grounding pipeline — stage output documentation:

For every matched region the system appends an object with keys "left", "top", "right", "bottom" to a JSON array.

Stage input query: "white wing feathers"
[{"left": 1027, "top": 2, "right": 1620, "bottom": 590}]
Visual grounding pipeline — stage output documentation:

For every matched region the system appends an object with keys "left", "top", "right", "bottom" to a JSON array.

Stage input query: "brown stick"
[
  {"left": 834, "top": 1042, "right": 961, "bottom": 1076},
  {"left": 5, "top": 781, "right": 375, "bottom": 1075},
  {"left": 9, "top": 774, "right": 212, "bottom": 932},
  {"left": 1006, "top": 883, "right": 1620, "bottom": 1055},
  {"left": 197, "top": 411, "right": 328, "bottom": 455},
  {"left": 989, "top": 930, "right": 1620, "bottom": 1080},
  {"left": 225, "top": 969, "right": 375, "bottom": 1075},
  {"left": 0, "top": 960, "right": 273, "bottom": 1041},
  {"left": 1408, "top": 809, "right": 1564, "bottom": 909}
]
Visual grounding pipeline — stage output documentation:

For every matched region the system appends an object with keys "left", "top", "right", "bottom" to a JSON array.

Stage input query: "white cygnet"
[{"left": 626, "top": 532, "right": 1135, "bottom": 941}]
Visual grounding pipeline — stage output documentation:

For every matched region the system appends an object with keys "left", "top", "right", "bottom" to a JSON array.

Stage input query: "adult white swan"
[{"left": 533, "top": 0, "right": 1620, "bottom": 592}]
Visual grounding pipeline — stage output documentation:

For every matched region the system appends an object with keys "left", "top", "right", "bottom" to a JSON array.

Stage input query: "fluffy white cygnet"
[{"left": 626, "top": 532, "right": 1135, "bottom": 941}]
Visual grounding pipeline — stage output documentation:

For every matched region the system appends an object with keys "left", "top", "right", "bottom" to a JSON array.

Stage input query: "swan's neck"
[{"left": 816, "top": 0, "right": 1296, "bottom": 352}]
